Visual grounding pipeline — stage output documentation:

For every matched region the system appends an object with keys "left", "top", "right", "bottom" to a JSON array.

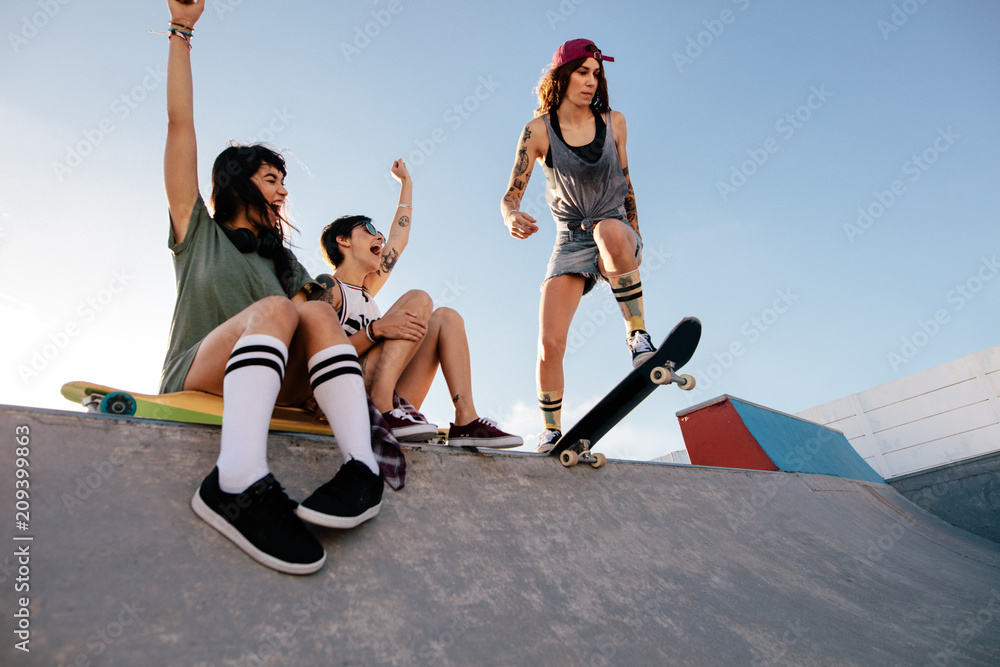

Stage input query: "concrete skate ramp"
[{"left": 2, "top": 405, "right": 999, "bottom": 666}]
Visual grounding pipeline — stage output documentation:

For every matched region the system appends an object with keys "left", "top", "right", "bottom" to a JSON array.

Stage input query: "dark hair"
[
  {"left": 210, "top": 143, "right": 297, "bottom": 290},
  {"left": 535, "top": 43, "right": 610, "bottom": 117},
  {"left": 320, "top": 215, "right": 371, "bottom": 268}
]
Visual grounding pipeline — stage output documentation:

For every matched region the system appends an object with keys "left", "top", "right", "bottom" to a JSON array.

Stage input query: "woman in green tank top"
[{"left": 162, "top": 0, "right": 398, "bottom": 576}]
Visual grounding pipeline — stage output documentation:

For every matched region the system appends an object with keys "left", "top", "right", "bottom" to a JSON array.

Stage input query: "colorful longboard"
[{"left": 60, "top": 381, "right": 334, "bottom": 437}]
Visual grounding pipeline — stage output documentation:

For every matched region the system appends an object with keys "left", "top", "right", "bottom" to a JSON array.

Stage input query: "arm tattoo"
[
  {"left": 397, "top": 215, "right": 410, "bottom": 228},
  {"left": 622, "top": 167, "right": 639, "bottom": 230},
  {"left": 380, "top": 247, "right": 400, "bottom": 275},
  {"left": 317, "top": 285, "right": 341, "bottom": 312},
  {"left": 513, "top": 126, "right": 531, "bottom": 176},
  {"left": 502, "top": 185, "right": 519, "bottom": 208}
]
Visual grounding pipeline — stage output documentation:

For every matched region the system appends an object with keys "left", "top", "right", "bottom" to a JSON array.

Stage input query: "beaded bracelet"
[
  {"left": 168, "top": 28, "right": 193, "bottom": 50},
  {"left": 151, "top": 23, "right": 195, "bottom": 50}
]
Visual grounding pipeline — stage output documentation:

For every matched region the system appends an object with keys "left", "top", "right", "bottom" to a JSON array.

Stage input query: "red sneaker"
[
  {"left": 382, "top": 408, "right": 438, "bottom": 442},
  {"left": 448, "top": 418, "right": 523, "bottom": 449}
]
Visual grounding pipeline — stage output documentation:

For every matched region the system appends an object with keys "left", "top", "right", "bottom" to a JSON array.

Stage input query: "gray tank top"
[{"left": 541, "top": 110, "right": 628, "bottom": 232}]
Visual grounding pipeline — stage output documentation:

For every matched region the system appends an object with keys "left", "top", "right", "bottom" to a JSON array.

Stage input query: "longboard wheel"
[
  {"left": 560, "top": 450, "right": 579, "bottom": 467},
  {"left": 590, "top": 453, "right": 607, "bottom": 468},
  {"left": 679, "top": 374, "right": 696, "bottom": 391},
  {"left": 650, "top": 367, "right": 670, "bottom": 385},
  {"left": 100, "top": 391, "right": 136, "bottom": 416}
]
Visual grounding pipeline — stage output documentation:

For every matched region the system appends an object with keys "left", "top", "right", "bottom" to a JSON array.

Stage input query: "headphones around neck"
[{"left": 222, "top": 225, "right": 280, "bottom": 259}]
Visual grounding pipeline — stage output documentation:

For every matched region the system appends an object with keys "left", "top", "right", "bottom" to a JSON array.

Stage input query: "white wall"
[{"left": 797, "top": 345, "right": 1000, "bottom": 480}]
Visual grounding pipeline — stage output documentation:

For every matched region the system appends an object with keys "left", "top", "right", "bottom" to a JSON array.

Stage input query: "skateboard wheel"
[
  {"left": 679, "top": 374, "right": 696, "bottom": 391},
  {"left": 100, "top": 391, "right": 136, "bottom": 416},
  {"left": 560, "top": 450, "right": 579, "bottom": 467},
  {"left": 590, "top": 453, "right": 607, "bottom": 468},
  {"left": 650, "top": 367, "right": 670, "bottom": 385}
]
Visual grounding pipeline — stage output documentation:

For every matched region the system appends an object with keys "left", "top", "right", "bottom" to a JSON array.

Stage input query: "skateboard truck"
[
  {"left": 559, "top": 440, "right": 608, "bottom": 468},
  {"left": 649, "top": 361, "right": 696, "bottom": 391}
]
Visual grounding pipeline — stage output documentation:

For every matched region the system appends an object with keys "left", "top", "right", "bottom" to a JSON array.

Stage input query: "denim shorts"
[{"left": 542, "top": 223, "right": 643, "bottom": 296}]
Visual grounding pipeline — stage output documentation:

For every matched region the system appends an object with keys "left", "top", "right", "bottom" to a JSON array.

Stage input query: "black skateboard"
[{"left": 553, "top": 317, "right": 702, "bottom": 467}]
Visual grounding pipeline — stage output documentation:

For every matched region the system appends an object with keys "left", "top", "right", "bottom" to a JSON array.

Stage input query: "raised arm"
[
  {"left": 364, "top": 159, "right": 413, "bottom": 296},
  {"left": 164, "top": 0, "right": 206, "bottom": 245},
  {"left": 500, "top": 118, "right": 545, "bottom": 239},
  {"left": 611, "top": 111, "right": 639, "bottom": 236}
]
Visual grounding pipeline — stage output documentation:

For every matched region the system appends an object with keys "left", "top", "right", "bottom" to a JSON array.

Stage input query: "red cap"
[{"left": 551, "top": 38, "right": 614, "bottom": 69}]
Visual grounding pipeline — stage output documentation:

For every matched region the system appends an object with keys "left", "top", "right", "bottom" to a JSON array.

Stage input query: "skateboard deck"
[
  {"left": 60, "top": 381, "right": 334, "bottom": 437},
  {"left": 552, "top": 316, "right": 702, "bottom": 467}
]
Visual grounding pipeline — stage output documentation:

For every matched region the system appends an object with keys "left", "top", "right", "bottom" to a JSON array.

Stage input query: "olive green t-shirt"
[{"left": 159, "top": 195, "right": 317, "bottom": 393}]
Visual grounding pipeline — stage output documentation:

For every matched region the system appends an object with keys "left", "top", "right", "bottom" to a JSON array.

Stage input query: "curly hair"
[{"left": 534, "top": 43, "right": 610, "bottom": 117}]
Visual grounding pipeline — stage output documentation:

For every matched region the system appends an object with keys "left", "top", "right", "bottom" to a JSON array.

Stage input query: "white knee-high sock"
[
  {"left": 308, "top": 345, "right": 379, "bottom": 475},
  {"left": 216, "top": 335, "right": 287, "bottom": 493}
]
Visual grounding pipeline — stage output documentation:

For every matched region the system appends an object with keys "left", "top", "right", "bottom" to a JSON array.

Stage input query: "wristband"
[
  {"left": 396, "top": 204, "right": 412, "bottom": 210},
  {"left": 366, "top": 319, "right": 381, "bottom": 343}
]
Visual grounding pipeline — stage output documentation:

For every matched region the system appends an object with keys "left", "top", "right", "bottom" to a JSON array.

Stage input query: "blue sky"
[{"left": 2, "top": 0, "right": 997, "bottom": 461}]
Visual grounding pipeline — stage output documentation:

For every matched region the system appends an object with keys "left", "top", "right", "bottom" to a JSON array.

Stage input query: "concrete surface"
[
  {"left": 889, "top": 450, "right": 1000, "bottom": 544},
  {"left": 2, "top": 405, "right": 999, "bottom": 666}
]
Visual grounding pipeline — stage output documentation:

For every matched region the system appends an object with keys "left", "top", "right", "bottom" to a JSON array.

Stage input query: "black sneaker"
[
  {"left": 628, "top": 329, "right": 657, "bottom": 368},
  {"left": 191, "top": 468, "right": 326, "bottom": 575},
  {"left": 536, "top": 428, "right": 562, "bottom": 454},
  {"left": 296, "top": 460, "right": 384, "bottom": 529}
]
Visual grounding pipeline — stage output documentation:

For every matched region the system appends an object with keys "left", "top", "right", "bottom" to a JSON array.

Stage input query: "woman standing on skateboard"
[
  {"left": 500, "top": 39, "right": 656, "bottom": 453},
  {"left": 160, "top": 0, "right": 396, "bottom": 575}
]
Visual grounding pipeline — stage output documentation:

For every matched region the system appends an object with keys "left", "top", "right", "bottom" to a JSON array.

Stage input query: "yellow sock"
[
  {"left": 609, "top": 270, "right": 645, "bottom": 334},
  {"left": 537, "top": 389, "right": 563, "bottom": 431}
]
